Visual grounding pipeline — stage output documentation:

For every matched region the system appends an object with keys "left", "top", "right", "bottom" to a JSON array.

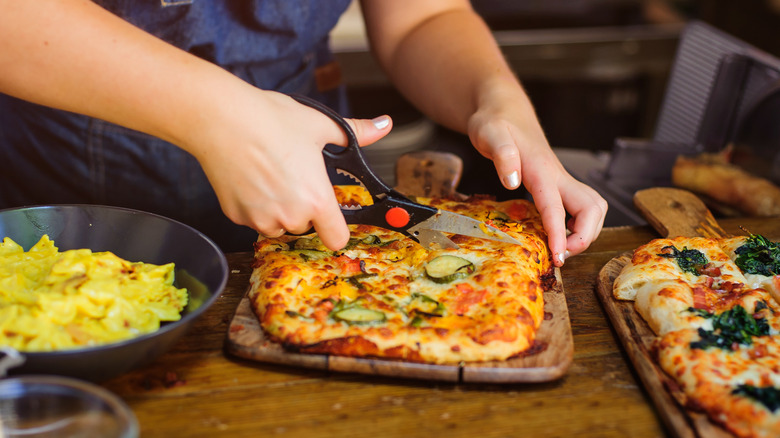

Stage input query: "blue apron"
[{"left": 0, "top": 0, "right": 352, "bottom": 252}]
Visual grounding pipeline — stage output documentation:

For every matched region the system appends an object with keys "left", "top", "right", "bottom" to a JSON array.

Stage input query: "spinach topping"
[
  {"left": 733, "top": 385, "right": 780, "bottom": 412},
  {"left": 688, "top": 305, "right": 770, "bottom": 350},
  {"left": 658, "top": 245, "right": 708, "bottom": 275},
  {"left": 734, "top": 234, "right": 780, "bottom": 276}
]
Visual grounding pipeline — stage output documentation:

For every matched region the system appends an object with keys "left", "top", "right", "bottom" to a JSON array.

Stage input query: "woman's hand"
[
  {"left": 0, "top": 1, "right": 395, "bottom": 252},
  {"left": 468, "top": 84, "right": 608, "bottom": 267},
  {"left": 361, "top": 1, "right": 608, "bottom": 265},
  {"left": 185, "top": 90, "right": 393, "bottom": 251}
]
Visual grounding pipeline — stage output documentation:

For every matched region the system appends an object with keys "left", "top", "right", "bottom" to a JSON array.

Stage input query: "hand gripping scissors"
[{"left": 291, "top": 94, "right": 521, "bottom": 249}]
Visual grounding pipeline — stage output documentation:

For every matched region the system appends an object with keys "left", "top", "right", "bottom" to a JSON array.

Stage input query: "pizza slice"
[
  {"left": 655, "top": 322, "right": 780, "bottom": 438},
  {"left": 614, "top": 237, "right": 749, "bottom": 301},
  {"left": 720, "top": 235, "right": 780, "bottom": 304}
]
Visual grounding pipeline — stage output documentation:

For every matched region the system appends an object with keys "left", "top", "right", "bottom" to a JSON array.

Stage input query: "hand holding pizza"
[{"left": 467, "top": 87, "right": 608, "bottom": 267}]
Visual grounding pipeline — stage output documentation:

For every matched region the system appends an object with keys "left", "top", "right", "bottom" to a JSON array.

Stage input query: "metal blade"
[
  {"left": 410, "top": 228, "right": 460, "bottom": 250},
  {"left": 411, "top": 210, "right": 523, "bottom": 245}
]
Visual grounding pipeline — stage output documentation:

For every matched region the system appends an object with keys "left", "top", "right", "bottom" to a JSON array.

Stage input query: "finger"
[
  {"left": 277, "top": 165, "right": 350, "bottom": 249},
  {"left": 527, "top": 179, "right": 568, "bottom": 267},
  {"left": 343, "top": 115, "right": 393, "bottom": 147},
  {"left": 284, "top": 221, "right": 314, "bottom": 236},
  {"left": 561, "top": 183, "right": 608, "bottom": 257},
  {"left": 316, "top": 114, "right": 394, "bottom": 148},
  {"left": 258, "top": 227, "right": 287, "bottom": 239},
  {"left": 565, "top": 217, "right": 599, "bottom": 257},
  {"left": 311, "top": 197, "right": 350, "bottom": 251},
  {"left": 289, "top": 94, "right": 393, "bottom": 148},
  {"left": 492, "top": 144, "right": 521, "bottom": 190}
]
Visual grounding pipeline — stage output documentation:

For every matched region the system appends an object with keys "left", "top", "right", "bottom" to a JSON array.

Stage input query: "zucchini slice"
[
  {"left": 293, "top": 236, "right": 327, "bottom": 251},
  {"left": 344, "top": 234, "right": 383, "bottom": 249},
  {"left": 409, "top": 315, "right": 425, "bottom": 327},
  {"left": 331, "top": 306, "right": 386, "bottom": 324},
  {"left": 408, "top": 293, "right": 445, "bottom": 316},
  {"left": 361, "top": 235, "right": 381, "bottom": 245},
  {"left": 425, "top": 255, "right": 475, "bottom": 283},
  {"left": 293, "top": 249, "right": 330, "bottom": 261}
]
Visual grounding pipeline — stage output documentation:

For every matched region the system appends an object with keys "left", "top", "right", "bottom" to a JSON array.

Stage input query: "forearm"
[
  {"left": 0, "top": 0, "right": 248, "bottom": 157},
  {"left": 361, "top": 1, "right": 528, "bottom": 133}
]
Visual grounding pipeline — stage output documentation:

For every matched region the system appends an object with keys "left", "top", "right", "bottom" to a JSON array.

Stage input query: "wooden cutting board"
[
  {"left": 595, "top": 187, "right": 736, "bottom": 438},
  {"left": 225, "top": 151, "right": 573, "bottom": 383}
]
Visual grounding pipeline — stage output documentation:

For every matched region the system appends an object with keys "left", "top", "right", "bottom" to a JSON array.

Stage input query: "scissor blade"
[
  {"left": 414, "top": 210, "right": 523, "bottom": 245},
  {"left": 410, "top": 228, "right": 460, "bottom": 250}
]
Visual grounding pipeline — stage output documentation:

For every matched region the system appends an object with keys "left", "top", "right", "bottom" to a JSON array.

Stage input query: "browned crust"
[{"left": 289, "top": 336, "right": 424, "bottom": 362}]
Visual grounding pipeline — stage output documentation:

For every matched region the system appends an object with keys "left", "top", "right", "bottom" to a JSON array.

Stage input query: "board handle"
[
  {"left": 633, "top": 187, "right": 730, "bottom": 239},
  {"left": 394, "top": 151, "right": 465, "bottom": 199}
]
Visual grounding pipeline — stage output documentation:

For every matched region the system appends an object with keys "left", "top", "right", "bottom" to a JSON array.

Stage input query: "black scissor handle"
[
  {"left": 288, "top": 94, "right": 437, "bottom": 235},
  {"left": 289, "top": 94, "right": 393, "bottom": 198}
]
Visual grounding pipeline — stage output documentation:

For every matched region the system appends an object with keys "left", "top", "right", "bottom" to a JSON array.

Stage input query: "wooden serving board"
[
  {"left": 595, "top": 187, "right": 735, "bottom": 438},
  {"left": 225, "top": 151, "right": 574, "bottom": 383},
  {"left": 227, "top": 270, "right": 570, "bottom": 383}
]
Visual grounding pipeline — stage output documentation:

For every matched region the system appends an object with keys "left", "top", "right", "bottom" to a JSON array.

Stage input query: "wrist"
[{"left": 162, "top": 66, "right": 261, "bottom": 161}]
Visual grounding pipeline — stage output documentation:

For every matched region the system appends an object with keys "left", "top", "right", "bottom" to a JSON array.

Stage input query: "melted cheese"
[{"left": 249, "top": 192, "right": 551, "bottom": 364}]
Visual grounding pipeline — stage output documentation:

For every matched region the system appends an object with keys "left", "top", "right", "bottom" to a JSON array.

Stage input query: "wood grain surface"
[
  {"left": 394, "top": 150, "right": 465, "bottom": 199},
  {"left": 97, "top": 217, "right": 780, "bottom": 438},
  {"left": 225, "top": 268, "right": 573, "bottom": 383},
  {"left": 633, "top": 188, "right": 729, "bottom": 239},
  {"left": 595, "top": 188, "right": 771, "bottom": 438}
]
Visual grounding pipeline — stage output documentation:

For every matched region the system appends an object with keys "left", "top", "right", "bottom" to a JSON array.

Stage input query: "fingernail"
[
  {"left": 504, "top": 170, "right": 519, "bottom": 189},
  {"left": 555, "top": 250, "right": 570, "bottom": 265},
  {"left": 372, "top": 115, "right": 390, "bottom": 130}
]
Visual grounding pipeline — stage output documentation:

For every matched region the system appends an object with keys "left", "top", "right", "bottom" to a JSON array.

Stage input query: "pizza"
[
  {"left": 613, "top": 234, "right": 780, "bottom": 438},
  {"left": 247, "top": 187, "right": 554, "bottom": 364}
]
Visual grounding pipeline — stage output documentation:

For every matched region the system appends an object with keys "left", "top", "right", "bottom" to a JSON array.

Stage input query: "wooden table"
[{"left": 101, "top": 217, "right": 780, "bottom": 438}]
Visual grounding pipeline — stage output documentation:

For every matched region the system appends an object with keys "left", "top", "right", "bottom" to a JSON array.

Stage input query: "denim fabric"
[{"left": 0, "top": 0, "right": 351, "bottom": 252}]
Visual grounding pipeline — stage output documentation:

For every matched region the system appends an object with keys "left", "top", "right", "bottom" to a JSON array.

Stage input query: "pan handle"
[{"left": 0, "top": 347, "right": 25, "bottom": 377}]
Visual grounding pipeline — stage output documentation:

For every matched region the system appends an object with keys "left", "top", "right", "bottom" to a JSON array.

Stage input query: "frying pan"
[{"left": 0, "top": 204, "right": 229, "bottom": 382}]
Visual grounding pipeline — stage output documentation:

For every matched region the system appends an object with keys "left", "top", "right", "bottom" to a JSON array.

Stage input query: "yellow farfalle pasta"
[{"left": 0, "top": 235, "right": 188, "bottom": 351}]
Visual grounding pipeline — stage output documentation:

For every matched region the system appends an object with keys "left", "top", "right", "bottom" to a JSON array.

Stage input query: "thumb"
[{"left": 345, "top": 115, "right": 393, "bottom": 147}]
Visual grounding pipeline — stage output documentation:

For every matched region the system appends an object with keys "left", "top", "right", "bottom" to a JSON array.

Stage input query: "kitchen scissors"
[{"left": 290, "top": 94, "right": 521, "bottom": 249}]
